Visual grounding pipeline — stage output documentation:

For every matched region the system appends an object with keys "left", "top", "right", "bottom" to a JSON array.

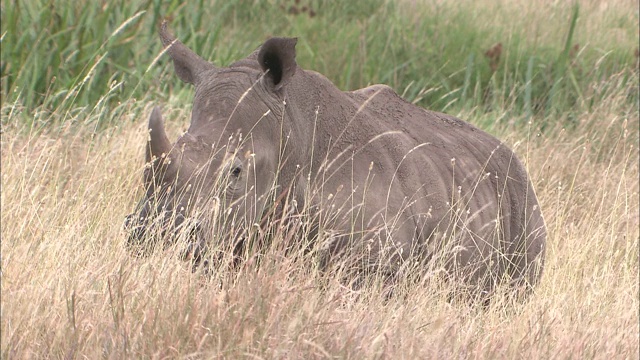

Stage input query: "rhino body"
[{"left": 126, "top": 22, "right": 546, "bottom": 297}]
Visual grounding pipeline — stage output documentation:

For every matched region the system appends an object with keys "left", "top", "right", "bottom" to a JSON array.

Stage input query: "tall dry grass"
[
  {"left": 2, "top": 67, "right": 638, "bottom": 358},
  {"left": 2, "top": 0, "right": 638, "bottom": 357}
]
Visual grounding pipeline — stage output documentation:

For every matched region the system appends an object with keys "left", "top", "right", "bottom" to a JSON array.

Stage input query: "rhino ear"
[
  {"left": 159, "top": 20, "right": 216, "bottom": 85},
  {"left": 258, "top": 37, "right": 297, "bottom": 91},
  {"left": 147, "top": 107, "right": 172, "bottom": 163}
]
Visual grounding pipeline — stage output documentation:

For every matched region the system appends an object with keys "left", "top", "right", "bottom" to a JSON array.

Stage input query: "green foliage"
[{"left": 1, "top": 0, "right": 638, "bottom": 129}]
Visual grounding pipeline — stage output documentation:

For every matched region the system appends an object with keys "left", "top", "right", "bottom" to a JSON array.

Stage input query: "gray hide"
[{"left": 125, "top": 21, "right": 546, "bottom": 298}]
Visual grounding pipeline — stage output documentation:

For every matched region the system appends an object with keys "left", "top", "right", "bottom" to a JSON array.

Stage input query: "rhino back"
[{"left": 309, "top": 83, "right": 546, "bottom": 288}]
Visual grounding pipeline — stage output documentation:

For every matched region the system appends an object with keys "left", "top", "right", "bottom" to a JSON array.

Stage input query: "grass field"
[{"left": 2, "top": 0, "right": 639, "bottom": 358}]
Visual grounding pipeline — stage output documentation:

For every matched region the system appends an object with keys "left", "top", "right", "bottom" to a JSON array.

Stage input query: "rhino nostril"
[
  {"left": 188, "top": 222, "right": 203, "bottom": 240},
  {"left": 191, "top": 221, "right": 203, "bottom": 239}
]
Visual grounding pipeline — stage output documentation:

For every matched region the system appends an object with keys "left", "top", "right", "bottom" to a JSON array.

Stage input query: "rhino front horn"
[{"left": 146, "top": 106, "right": 171, "bottom": 162}]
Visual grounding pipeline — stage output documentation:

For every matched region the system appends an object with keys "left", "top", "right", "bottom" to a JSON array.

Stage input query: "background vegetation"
[
  {"left": 3, "top": 0, "right": 638, "bottom": 128},
  {"left": 1, "top": 0, "right": 638, "bottom": 358}
]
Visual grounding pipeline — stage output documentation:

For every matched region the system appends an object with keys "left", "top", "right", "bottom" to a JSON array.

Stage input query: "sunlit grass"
[{"left": 2, "top": 67, "right": 638, "bottom": 357}]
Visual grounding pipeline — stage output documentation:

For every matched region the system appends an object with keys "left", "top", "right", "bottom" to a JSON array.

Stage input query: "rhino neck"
[{"left": 284, "top": 69, "right": 360, "bottom": 170}]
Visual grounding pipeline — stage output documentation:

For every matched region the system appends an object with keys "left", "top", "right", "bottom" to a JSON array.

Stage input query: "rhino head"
[{"left": 124, "top": 22, "right": 300, "bottom": 265}]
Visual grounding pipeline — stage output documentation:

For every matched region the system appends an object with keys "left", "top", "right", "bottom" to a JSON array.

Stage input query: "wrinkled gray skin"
[{"left": 125, "top": 22, "right": 546, "bottom": 297}]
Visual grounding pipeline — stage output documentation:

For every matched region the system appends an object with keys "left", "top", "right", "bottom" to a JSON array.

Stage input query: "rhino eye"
[
  {"left": 224, "top": 157, "right": 243, "bottom": 183},
  {"left": 231, "top": 166, "right": 242, "bottom": 178}
]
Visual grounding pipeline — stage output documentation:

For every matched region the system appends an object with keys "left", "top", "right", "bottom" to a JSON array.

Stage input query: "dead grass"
[
  {"left": 1, "top": 1, "right": 638, "bottom": 356},
  {"left": 2, "top": 66, "right": 638, "bottom": 358}
]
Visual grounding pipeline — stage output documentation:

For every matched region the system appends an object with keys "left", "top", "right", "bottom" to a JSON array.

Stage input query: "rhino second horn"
[{"left": 147, "top": 106, "right": 171, "bottom": 161}]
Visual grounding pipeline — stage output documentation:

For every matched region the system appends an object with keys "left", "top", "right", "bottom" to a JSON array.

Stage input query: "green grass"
[{"left": 2, "top": 0, "right": 637, "bottom": 129}]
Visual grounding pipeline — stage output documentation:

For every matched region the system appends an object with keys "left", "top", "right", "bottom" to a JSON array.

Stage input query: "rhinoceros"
[{"left": 125, "top": 22, "right": 546, "bottom": 298}]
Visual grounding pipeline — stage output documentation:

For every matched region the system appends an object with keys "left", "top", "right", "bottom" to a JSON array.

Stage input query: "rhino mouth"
[
  {"left": 123, "top": 212, "right": 204, "bottom": 261},
  {"left": 123, "top": 209, "right": 251, "bottom": 273}
]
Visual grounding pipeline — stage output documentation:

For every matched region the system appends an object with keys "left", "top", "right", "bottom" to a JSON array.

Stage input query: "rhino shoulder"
[{"left": 349, "top": 84, "right": 400, "bottom": 102}]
